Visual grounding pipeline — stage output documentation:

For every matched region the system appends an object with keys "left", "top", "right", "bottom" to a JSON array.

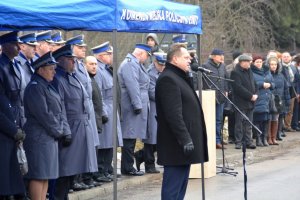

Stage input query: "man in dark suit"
[
  {"left": 155, "top": 43, "right": 209, "bottom": 200},
  {"left": 230, "top": 54, "right": 257, "bottom": 149}
]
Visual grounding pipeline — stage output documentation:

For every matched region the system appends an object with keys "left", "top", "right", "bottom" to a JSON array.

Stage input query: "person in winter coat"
[
  {"left": 144, "top": 33, "right": 163, "bottom": 68},
  {"left": 202, "top": 48, "right": 228, "bottom": 149},
  {"left": 52, "top": 45, "right": 98, "bottom": 199},
  {"left": 231, "top": 54, "right": 258, "bottom": 149},
  {"left": 118, "top": 44, "right": 151, "bottom": 176},
  {"left": 23, "top": 52, "right": 71, "bottom": 200},
  {"left": 92, "top": 42, "right": 123, "bottom": 181},
  {"left": 270, "top": 56, "right": 291, "bottom": 143},
  {"left": 267, "top": 57, "right": 291, "bottom": 145},
  {"left": 155, "top": 43, "right": 208, "bottom": 199},
  {"left": 251, "top": 55, "right": 274, "bottom": 147},
  {"left": 134, "top": 52, "right": 166, "bottom": 174},
  {"left": 0, "top": 86, "right": 26, "bottom": 200}
]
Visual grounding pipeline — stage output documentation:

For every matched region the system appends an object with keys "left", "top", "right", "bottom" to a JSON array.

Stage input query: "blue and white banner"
[{"left": 117, "top": 0, "right": 202, "bottom": 34}]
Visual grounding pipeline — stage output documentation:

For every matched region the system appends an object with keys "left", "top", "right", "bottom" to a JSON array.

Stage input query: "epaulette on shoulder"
[
  {"left": 30, "top": 81, "right": 38, "bottom": 85},
  {"left": 126, "top": 57, "right": 131, "bottom": 62}
]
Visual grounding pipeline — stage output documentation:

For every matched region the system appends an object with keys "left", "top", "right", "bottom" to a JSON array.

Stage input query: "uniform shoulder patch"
[
  {"left": 31, "top": 81, "right": 38, "bottom": 85},
  {"left": 126, "top": 57, "right": 131, "bottom": 62}
]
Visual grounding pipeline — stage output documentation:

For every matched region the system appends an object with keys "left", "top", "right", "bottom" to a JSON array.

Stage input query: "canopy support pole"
[{"left": 112, "top": 29, "right": 118, "bottom": 200}]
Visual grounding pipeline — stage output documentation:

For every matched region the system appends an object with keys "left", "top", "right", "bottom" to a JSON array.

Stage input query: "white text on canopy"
[{"left": 120, "top": 9, "right": 198, "bottom": 25}]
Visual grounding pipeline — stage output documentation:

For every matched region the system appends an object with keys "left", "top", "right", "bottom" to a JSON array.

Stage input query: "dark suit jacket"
[
  {"left": 90, "top": 75, "right": 103, "bottom": 133},
  {"left": 155, "top": 62, "right": 208, "bottom": 166},
  {"left": 230, "top": 64, "right": 257, "bottom": 110}
]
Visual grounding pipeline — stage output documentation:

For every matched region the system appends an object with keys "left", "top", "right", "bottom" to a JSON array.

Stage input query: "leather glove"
[
  {"left": 102, "top": 116, "right": 109, "bottom": 124},
  {"left": 14, "top": 129, "right": 26, "bottom": 141},
  {"left": 134, "top": 109, "right": 142, "bottom": 115},
  {"left": 183, "top": 142, "right": 194, "bottom": 156},
  {"left": 62, "top": 134, "right": 72, "bottom": 147}
]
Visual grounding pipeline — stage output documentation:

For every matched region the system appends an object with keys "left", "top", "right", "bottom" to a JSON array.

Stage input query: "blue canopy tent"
[
  {"left": 0, "top": 0, "right": 202, "bottom": 33},
  {"left": 0, "top": 0, "right": 204, "bottom": 199}
]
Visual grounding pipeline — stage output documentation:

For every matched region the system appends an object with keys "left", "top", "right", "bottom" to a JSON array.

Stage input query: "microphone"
[{"left": 197, "top": 66, "right": 214, "bottom": 74}]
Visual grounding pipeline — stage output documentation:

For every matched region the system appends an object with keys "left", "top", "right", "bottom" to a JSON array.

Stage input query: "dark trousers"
[
  {"left": 121, "top": 138, "right": 136, "bottom": 173},
  {"left": 291, "top": 99, "right": 299, "bottom": 129},
  {"left": 97, "top": 148, "right": 113, "bottom": 175},
  {"left": 48, "top": 179, "right": 56, "bottom": 200},
  {"left": 235, "top": 109, "right": 253, "bottom": 145},
  {"left": 144, "top": 143, "right": 156, "bottom": 169},
  {"left": 161, "top": 165, "right": 191, "bottom": 200},
  {"left": 253, "top": 120, "right": 268, "bottom": 139},
  {"left": 54, "top": 176, "right": 71, "bottom": 200}
]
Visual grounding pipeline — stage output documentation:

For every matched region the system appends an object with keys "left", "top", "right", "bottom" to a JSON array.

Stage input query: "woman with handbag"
[
  {"left": 251, "top": 55, "right": 274, "bottom": 147},
  {"left": 269, "top": 56, "right": 291, "bottom": 145},
  {"left": 23, "top": 52, "right": 72, "bottom": 200}
]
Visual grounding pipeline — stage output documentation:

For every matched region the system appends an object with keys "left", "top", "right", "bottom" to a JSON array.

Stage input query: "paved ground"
[
  {"left": 101, "top": 147, "right": 300, "bottom": 200},
  {"left": 69, "top": 131, "right": 300, "bottom": 200}
]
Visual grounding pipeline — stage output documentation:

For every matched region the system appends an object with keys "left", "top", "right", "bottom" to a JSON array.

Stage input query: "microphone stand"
[
  {"left": 201, "top": 72, "right": 262, "bottom": 200},
  {"left": 201, "top": 73, "right": 237, "bottom": 176}
]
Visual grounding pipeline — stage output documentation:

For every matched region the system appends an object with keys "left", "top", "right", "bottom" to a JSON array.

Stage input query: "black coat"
[
  {"left": 155, "top": 62, "right": 208, "bottom": 166},
  {"left": 0, "top": 87, "right": 25, "bottom": 195},
  {"left": 90, "top": 74, "right": 103, "bottom": 133},
  {"left": 231, "top": 64, "right": 257, "bottom": 110},
  {"left": 202, "top": 58, "right": 228, "bottom": 103}
]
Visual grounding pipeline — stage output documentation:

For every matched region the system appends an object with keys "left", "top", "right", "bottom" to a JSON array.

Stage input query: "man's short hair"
[{"left": 167, "top": 43, "right": 187, "bottom": 62}]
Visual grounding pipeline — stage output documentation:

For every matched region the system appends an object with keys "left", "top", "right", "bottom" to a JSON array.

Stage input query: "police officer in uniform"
[
  {"left": 0, "top": 31, "right": 25, "bottom": 129},
  {"left": 92, "top": 42, "right": 123, "bottom": 181},
  {"left": 52, "top": 45, "right": 98, "bottom": 199},
  {"left": 15, "top": 33, "right": 39, "bottom": 85},
  {"left": 118, "top": 44, "right": 151, "bottom": 176},
  {"left": 134, "top": 52, "right": 166, "bottom": 173},
  {"left": 66, "top": 35, "right": 99, "bottom": 189},
  {"left": 0, "top": 31, "right": 26, "bottom": 200},
  {"left": 34, "top": 30, "right": 54, "bottom": 60},
  {"left": 23, "top": 51, "right": 71, "bottom": 200},
  {"left": 51, "top": 31, "right": 65, "bottom": 52}
]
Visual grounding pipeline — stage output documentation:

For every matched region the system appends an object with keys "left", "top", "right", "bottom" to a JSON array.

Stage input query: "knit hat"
[{"left": 146, "top": 33, "right": 159, "bottom": 45}]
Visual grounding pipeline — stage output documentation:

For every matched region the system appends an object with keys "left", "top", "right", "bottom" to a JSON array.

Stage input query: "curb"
[{"left": 69, "top": 173, "right": 162, "bottom": 200}]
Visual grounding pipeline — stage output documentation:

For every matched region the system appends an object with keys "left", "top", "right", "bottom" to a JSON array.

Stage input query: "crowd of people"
[
  {"left": 200, "top": 49, "right": 300, "bottom": 150},
  {"left": 0, "top": 31, "right": 199, "bottom": 200},
  {"left": 1, "top": 29, "right": 299, "bottom": 200}
]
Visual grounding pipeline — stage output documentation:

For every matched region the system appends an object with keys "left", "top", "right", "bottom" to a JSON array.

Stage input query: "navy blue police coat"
[
  {"left": 0, "top": 88, "right": 25, "bottom": 195},
  {"left": 54, "top": 66, "right": 98, "bottom": 177},
  {"left": 0, "top": 53, "right": 25, "bottom": 128},
  {"left": 23, "top": 74, "right": 71, "bottom": 179},
  {"left": 74, "top": 60, "right": 99, "bottom": 147},
  {"left": 143, "top": 63, "right": 159, "bottom": 144},
  {"left": 94, "top": 61, "right": 123, "bottom": 148}
]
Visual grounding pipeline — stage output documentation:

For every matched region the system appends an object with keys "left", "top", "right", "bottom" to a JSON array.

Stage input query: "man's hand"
[
  {"left": 102, "top": 116, "right": 109, "bottom": 124},
  {"left": 134, "top": 109, "right": 142, "bottom": 115},
  {"left": 183, "top": 142, "right": 194, "bottom": 156},
  {"left": 263, "top": 82, "right": 271, "bottom": 89},
  {"left": 251, "top": 94, "right": 258, "bottom": 102},
  {"left": 14, "top": 129, "right": 26, "bottom": 141}
]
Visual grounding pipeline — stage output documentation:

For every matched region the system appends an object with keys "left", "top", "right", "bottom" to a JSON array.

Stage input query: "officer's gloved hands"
[
  {"left": 134, "top": 109, "right": 142, "bottom": 115},
  {"left": 183, "top": 142, "right": 194, "bottom": 156},
  {"left": 62, "top": 134, "right": 72, "bottom": 147},
  {"left": 102, "top": 116, "right": 109, "bottom": 124},
  {"left": 14, "top": 129, "right": 26, "bottom": 142}
]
